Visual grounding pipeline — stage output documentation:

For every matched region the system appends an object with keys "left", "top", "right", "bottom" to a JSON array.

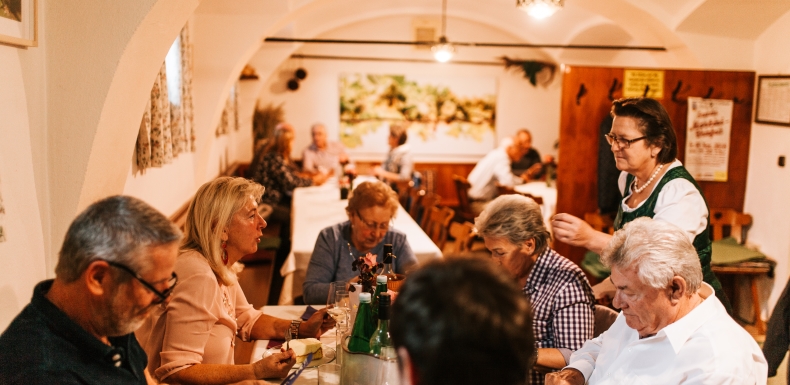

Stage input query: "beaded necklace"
[{"left": 631, "top": 163, "right": 664, "bottom": 194}]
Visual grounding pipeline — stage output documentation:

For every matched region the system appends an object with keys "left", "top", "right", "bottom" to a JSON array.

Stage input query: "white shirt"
[
  {"left": 567, "top": 283, "right": 768, "bottom": 385},
  {"left": 618, "top": 159, "right": 708, "bottom": 243},
  {"left": 302, "top": 141, "right": 347, "bottom": 174},
  {"left": 467, "top": 147, "right": 522, "bottom": 201}
]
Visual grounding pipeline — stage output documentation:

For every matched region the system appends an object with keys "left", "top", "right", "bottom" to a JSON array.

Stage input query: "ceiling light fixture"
[
  {"left": 432, "top": 0, "right": 455, "bottom": 62},
  {"left": 517, "top": 0, "right": 564, "bottom": 20}
]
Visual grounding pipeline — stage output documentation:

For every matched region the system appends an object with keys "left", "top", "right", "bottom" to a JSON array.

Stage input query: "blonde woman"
[{"left": 137, "top": 177, "right": 334, "bottom": 384}]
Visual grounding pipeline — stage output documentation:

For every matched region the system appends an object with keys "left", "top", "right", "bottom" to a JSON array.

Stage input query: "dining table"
[
  {"left": 277, "top": 177, "right": 443, "bottom": 305},
  {"left": 513, "top": 181, "right": 557, "bottom": 231}
]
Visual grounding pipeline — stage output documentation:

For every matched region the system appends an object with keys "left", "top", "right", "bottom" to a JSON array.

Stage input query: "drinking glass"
[
  {"left": 374, "top": 355, "right": 401, "bottom": 385},
  {"left": 318, "top": 363, "right": 341, "bottom": 385}
]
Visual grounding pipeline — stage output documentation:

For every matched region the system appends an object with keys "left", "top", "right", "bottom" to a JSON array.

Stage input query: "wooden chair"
[
  {"left": 407, "top": 188, "right": 426, "bottom": 219},
  {"left": 708, "top": 208, "right": 771, "bottom": 335},
  {"left": 593, "top": 304, "right": 619, "bottom": 338},
  {"left": 419, "top": 192, "right": 442, "bottom": 230},
  {"left": 394, "top": 180, "right": 415, "bottom": 210},
  {"left": 424, "top": 206, "right": 455, "bottom": 250},
  {"left": 452, "top": 174, "right": 477, "bottom": 222},
  {"left": 445, "top": 221, "right": 477, "bottom": 255}
]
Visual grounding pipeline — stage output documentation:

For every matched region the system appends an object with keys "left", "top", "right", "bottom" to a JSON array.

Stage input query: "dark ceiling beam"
[
  {"left": 265, "top": 37, "right": 667, "bottom": 51},
  {"left": 291, "top": 53, "right": 503, "bottom": 66}
]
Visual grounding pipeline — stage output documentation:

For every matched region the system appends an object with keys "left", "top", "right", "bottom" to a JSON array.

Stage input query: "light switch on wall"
[{"left": 779, "top": 156, "right": 786, "bottom": 167}]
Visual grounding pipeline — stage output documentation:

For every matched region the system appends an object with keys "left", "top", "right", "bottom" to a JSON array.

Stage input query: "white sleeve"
[
  {"left": 565, "top": 333, "right": 603, "bottom": 382},
  {"left": 618, "top": 172, "right": 628, "bottom": 196},
  {"left": 494, "top": 156, "right": 520, "bottom": 187},
  {"left": 653, "top": 178, "right": 708, "bottom": 242}
]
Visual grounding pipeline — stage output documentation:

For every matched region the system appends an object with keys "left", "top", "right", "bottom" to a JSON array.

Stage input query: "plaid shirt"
[{"left": 524, "top": 248, "right": 595, "bottom": 385}]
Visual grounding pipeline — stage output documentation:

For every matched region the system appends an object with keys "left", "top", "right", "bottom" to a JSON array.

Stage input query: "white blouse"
[{"left": 617, "top": 160, "right": 708, "bottom": 243}]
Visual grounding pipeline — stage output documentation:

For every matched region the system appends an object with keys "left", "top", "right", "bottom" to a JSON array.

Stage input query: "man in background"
[
  {"left": 546, "top": 218, "right": 767, "bottom": 384},
  {"left": 302, "top": 123, "right": 349, "bottom": 175},
  {"left": 510, "top": 128, "right": 545, "bottom": 180},
  {"left": 467, "top": 129, "right": 534, "bottom": 213},
  {"left": 391, "top": 258, "right": 535, "bottom": 385},
  {"left": 0, "top": 196, "right": 182, "bottom": 384}
]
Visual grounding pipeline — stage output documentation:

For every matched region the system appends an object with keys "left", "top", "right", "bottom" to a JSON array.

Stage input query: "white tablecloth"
[
  {"left": 250, "top": 306, "right": 335, "bottom": 384},
  {"left": 277, "top": 181, "right": 442, "bottom": 305},
  {"left": 514, "top": 181, "right": 557, "bottom": 230}
]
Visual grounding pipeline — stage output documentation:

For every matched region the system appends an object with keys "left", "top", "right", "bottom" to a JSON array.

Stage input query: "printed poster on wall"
[
  {"left": 685, "top": 97, "right": 733, "bottom": 182},
  {"left": 339, "top": 73, "right": 496, "bottom": 161}
]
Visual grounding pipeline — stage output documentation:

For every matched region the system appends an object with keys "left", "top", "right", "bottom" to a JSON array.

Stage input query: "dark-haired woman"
[{"left": 551, "top": 97, "right": 730, "bottom": 311}]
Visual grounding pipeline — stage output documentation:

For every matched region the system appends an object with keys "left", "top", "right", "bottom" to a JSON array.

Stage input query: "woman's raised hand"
[
  {"left": 252, "top": 350, "right": 295, "bottom": 379},
  {"left": 551, "top": 213, "right": 612, "bottom": 253}
]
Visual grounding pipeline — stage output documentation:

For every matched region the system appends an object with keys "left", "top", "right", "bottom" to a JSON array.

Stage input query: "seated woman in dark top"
[{"left": 303, "top": 181, "right": 418, "bottom": 304}]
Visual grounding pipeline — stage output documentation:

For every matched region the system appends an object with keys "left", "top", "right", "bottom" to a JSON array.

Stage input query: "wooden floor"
[{"left": 234, "top": 261, "right": 275, "bottom": 365}]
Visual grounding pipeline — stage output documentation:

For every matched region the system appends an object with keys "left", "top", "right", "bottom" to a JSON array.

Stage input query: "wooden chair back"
[
  {"left": 709, "top": 208, "right": 753, "bottom": 244},
  {"left": 496, "top": 184, "right": 544, "bottom": 205},
  {"left": 408, "top": 188, "right": 426, "bottom": 219},
  {"left": 593, "top": 304, "right": 619, "bottom": 337},
  {"left": 446, "top": 221, "right": 477, "bottom": 255},
  {"left": 425, "top": 206, "right": 455, "bottom": 250},
  {"left": 419, "top": 192, "right": 442, "bottom": 230},
  {"left": 584, "top": 212, "right": 616, "bottom": 235},
  {"left": 452, "top": 174, "right": 477, "bottom": 221}
]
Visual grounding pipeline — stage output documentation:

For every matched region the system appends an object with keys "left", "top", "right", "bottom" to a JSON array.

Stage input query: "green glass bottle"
[
  {"left": 369, "top": 293, "right": 394, "bottom": 358},
  {"left": 371, "top": 275, "right": 387, "bottom": 319},
  {"left": 348, "top": 292, "right": 375, "bottom": 353}
]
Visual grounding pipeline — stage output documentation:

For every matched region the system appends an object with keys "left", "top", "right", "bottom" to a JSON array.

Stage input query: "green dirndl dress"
[{"left": 614, "top": 165, "right": 732, "bottom": 314}]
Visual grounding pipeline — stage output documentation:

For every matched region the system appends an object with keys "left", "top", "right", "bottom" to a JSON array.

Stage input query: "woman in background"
[
  {"left": 137, "top": 177, "right": 334, "bottom": 384},
  {"left": 303, "top": 181, "right": 418, "bottom": 304},
  {"left": 475, "top": 194, "right": 594, "bottom": 385},
  {"left": 374, "top": 124, "right": 414, "bottom": 192}
]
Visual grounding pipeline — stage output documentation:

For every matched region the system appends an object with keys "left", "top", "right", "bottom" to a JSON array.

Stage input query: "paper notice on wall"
[{"left": 685, "top": 97, "right": 733, "bottom": 182}]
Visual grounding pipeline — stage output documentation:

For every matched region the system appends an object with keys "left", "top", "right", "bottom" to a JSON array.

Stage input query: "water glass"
[
  {"left": 318, "top": 363, "right": 341, "bottom": 385},
  {"left": 374, "top": 356, "right": 401, "bottom": 385}
]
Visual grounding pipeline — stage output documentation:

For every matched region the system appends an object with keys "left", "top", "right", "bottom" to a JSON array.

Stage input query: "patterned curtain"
[
  {"left": 135, "top": 22, "right": 196, "bottom": 172},
  {"left": 215, "top": 83, "right": 239, "bottom": 136}
]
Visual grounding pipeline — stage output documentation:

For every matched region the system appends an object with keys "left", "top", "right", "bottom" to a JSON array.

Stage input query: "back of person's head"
[
  {"left": 611, "top": 97, "right": 677, "bottom": 163},
  {"left": 346, "top": 181, "right": 399, "bottom": 217},
  {"left": 475, "top": 194, "right": 550, "bottom": 257},
  {"left": 390, "top": 124, "right": 408, "bottom": 146},
  {"left": 56, "top": 195, "right": 182, "bottom": 283},
  {"left": 182, "top": 177, "right": 265, "bottom": 286},
  {"left": 601, "top": 217, "right": 702, "bottom": 293},
  {"left": 391, "top": 258, "right": 534, "bottom": 385},
  {"left": 266, "top": 124, "right": 295, "bottom": 157}
]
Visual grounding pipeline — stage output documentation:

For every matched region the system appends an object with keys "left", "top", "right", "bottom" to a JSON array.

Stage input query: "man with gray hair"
[
  {"left": 0, "top": 196, "right": 182, "bottom": 384},
  {"left": 546, "top": 217, "right": 767, "bottom": 385},
  {"left": 302, "top": 122, "right": 349, "bottom": 175}
]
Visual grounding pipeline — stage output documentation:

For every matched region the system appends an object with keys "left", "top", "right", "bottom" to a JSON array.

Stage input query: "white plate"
[{"left": 263, "top": 344, "right": 336, "bottom": 368}]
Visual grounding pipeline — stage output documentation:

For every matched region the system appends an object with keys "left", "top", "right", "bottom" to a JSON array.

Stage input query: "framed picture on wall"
[
  {"left": 0, "top": 0, "right": 37, "bottom": 48},
  {"left": 755, "top": 75, "right": 790, "bottom": 126}
]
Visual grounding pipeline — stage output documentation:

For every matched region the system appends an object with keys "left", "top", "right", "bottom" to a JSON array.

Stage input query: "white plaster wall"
[
  {"left": 0, "top": 47, "right": 47, "bottom": 329},
  {"left": 745, "top": 10, "right": 790, "bottom": 316}
]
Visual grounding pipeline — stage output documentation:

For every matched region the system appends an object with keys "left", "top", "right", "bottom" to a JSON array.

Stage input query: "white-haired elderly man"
[{"left": 546, "top": 217, "right": 767, "bottom": 385}]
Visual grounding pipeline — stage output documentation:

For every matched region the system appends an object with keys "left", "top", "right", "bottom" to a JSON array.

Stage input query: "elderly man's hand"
[
  {"left": 545, "top": 368, "right": 585, "bottom": 385},
  {"left": 300, "top": 308, "right": 335, "bottom": 338},
  {"left": 252, "top": 350, "right": 295, "bottom": 379}
]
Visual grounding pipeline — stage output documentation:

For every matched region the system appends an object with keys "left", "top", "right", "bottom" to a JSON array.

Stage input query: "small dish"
[{"left": 263, "top": 345, "right": 336, "bottom": 368}]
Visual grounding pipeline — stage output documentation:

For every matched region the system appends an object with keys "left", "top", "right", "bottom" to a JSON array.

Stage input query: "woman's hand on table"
[
  {"left": 300, "top": 308, "right": 336, "bottom": 338},
  {"left": 253, "top": 350, "right": 295, "bottom": 379}
]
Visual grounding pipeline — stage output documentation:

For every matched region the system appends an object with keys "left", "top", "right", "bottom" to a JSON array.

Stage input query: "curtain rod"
[{"left": 267, "top": 37, "right": 666, "bottom": 51}]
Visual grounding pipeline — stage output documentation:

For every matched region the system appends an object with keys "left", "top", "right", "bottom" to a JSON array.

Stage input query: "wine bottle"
[
  {"left": 348, "top": 292, "right": 376, "bottom": 353},
  {"left": 383, "top": 244, "right": 405, "bottom": 291},
  {"left": 369, "top": 293, "right": 394, "bottom": 358},
  {"left": 371, "top": 275, "right": 387, "bottom": 319}
]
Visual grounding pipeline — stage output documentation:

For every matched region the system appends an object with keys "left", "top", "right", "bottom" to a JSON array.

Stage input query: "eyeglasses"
[
  {"left": 355, "top": 210, "right": 392, "bottom": 231},
  {"left": 605, "top": 133, "right": 647, "bottom": 149},
  {"left": 106, "top": 260, "right": 178, "bottom": 304}
]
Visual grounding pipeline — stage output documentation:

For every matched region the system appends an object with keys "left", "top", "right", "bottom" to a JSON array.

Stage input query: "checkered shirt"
[{"left": 524, "top": 248, "right": 595, "bottom": 385}]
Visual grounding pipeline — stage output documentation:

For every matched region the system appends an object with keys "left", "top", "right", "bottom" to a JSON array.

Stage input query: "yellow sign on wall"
[{"left": 623, "top": 70, "right": 664, "bottom": 99}]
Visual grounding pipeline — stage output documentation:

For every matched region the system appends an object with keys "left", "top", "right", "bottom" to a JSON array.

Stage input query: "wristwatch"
[{"left": 289, "top": 320, "right": 301, "bottom": 339}]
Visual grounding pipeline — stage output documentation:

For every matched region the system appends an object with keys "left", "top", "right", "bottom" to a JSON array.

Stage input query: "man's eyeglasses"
[
  {"left": 106, "top": 260, "right": 178, "bottom": 304},
  {"left": 605, "top": 133, "right": 647, "bottom": 149},
  {"left": 355, "top": 210, "right": 392, "bottom": 231}
]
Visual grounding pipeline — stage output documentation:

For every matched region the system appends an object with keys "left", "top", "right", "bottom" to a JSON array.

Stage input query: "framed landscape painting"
[
  {"left": 339, "top": 73, "right": 497, "bottom": 162},
  {"left": 0, "top": 0, "right": 37, "bottom": 47}
]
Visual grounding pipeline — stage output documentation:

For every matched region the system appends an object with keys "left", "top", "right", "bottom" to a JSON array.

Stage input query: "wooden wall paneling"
[
  {"left": 555, "top": 66, "right": 624, "bottom": 265},
  {"left": 663, "top": 70, "right": 754, "bottom": 212}
]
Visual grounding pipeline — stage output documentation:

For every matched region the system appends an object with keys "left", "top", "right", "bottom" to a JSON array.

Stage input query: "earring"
[{"left": 221, "top": 240, "right": 228, "bottom": 265}]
